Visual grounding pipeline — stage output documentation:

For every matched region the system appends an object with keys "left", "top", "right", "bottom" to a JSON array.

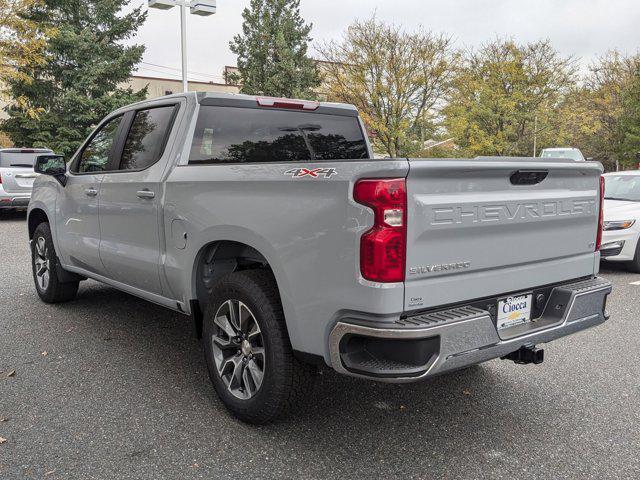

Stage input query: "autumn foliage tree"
[
  {"left": 0, "top": 0, "right": 50, "bottom": 118},
  {"left": 319, "top": 17, "right": 454, "bottom": 157},
  {"left": 576, "top": 52, "right": 640, "bottom": 169},
  {"left": 443, "top": 39, "right": 576, "bottom": 157}
]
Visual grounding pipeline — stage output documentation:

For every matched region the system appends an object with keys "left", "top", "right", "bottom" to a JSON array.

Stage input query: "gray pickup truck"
[{"left": 28, "top": 92, "right": 611, "bottom": 423}]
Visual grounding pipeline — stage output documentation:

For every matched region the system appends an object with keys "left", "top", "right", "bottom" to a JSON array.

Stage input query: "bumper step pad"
[{"left": 329, "top": 277, "right": 612, "bottom": 382}]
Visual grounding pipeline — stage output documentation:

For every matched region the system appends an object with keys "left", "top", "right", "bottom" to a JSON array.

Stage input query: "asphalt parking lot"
[{"left": 1, "top": 210, "right": 639, "bottom": 479}]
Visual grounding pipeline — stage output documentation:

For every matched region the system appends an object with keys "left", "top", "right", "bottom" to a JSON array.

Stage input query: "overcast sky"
[{"left": 127, "top": 0, "right": 640, "bottom": 83}]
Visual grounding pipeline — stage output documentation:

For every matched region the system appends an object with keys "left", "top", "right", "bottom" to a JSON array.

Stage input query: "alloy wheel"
[
  {"left": 211, "top": 299, "right": 265, "bottom": 400},
  {"left": 34, "top": 236, "right": 50, "bottom": 291}
]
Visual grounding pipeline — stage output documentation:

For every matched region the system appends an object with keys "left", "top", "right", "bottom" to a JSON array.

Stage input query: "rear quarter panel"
[{"left": 163, "top": 159, "right": 408, "bottom": 360}]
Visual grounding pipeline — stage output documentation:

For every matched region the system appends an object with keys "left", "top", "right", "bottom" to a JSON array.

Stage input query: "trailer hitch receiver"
[{"left": 501, "top": 345, "right": 544, "bottom": 365}]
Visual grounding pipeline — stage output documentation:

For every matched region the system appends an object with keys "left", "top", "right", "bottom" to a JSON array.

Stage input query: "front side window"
[
  {"left": 119, "top": 106, "right": 177, "bottom": 171},
  {"left": 189, "top": 106, "right": 369, "bottom": 164},
  {"left": 76, "top": 116, "right": 122, "bottom": 173}
]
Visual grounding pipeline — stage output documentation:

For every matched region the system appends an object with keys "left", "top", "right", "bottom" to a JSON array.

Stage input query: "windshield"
[
  {"left": 604, "top": 175, "right": 640, "bottom": 202},
  {"left": 540, "top": 149, "right": 584, "bottom": 161}
]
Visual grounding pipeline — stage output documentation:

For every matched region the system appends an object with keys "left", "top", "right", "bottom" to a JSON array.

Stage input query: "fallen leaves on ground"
[
  {"left": 0, "top": 437, "right": 6, "bottom": 444},
  {"left": 6, "top": 371, "right": 15, "bottom": 378},
  {"left": 41, "top": 351, "right": 48, "bottom": 356},
  {"left": 462, "top": 389, "right": 472, "bottom": 395}
]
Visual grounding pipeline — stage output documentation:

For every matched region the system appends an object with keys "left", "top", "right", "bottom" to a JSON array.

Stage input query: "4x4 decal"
[{"left": 284, "top": 167, "right": 337, "bottom": 178}]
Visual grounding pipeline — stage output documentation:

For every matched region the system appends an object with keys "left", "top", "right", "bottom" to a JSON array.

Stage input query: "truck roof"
[
  {"left": 197, "top": 92, "right": 359, "bottom": 117},
  {"left": 110, "top": 92, "right": 359, "bottom": 118}
]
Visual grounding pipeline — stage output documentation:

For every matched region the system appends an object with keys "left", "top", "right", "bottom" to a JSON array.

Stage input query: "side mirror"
[{"left": 35, "top": 154, "right": 67, "bottom": 185}]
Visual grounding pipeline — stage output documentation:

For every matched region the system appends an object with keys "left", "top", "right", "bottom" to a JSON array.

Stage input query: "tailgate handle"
[{"left": 510, "top": 170, "right": 548, "bottom": 185}]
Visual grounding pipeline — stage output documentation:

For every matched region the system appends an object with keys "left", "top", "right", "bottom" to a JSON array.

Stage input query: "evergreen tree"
[
  {"left": 1, "top": 0, "right": 147, "bottom": 157},
  {"left": 229, "top": 0, "right": 320, "bottom": 99}
]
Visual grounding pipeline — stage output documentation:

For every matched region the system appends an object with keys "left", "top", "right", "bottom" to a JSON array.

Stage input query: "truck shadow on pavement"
[
  {"left": 35, "top": 279, "right": 579, "bottom": 473},
  {"left": 0, "top": 209, "right": 27, "bottom": 221}
]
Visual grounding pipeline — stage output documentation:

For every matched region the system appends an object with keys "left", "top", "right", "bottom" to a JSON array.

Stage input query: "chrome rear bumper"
[{"left": 328, "top": 277, "right": 612, "bottom": 382}]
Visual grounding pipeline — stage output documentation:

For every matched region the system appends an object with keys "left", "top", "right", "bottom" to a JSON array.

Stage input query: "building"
[{"left": 126, "top": 74, "right": 239, "bottom": 98}]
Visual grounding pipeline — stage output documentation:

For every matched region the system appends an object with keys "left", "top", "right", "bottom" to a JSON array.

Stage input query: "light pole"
[{"left": 148, "top": 0, "right": 217, "bottom": 93}]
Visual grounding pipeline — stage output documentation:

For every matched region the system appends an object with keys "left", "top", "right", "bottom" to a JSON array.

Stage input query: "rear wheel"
[
  {"left": 31, "top": 222, "right": 79, "bottom": 303},
  {"left": 203, "top": 269, "right": 313, "bottom": 424},
  {"left": 626, "top": 238, "right": 640, "bottom": 273}
]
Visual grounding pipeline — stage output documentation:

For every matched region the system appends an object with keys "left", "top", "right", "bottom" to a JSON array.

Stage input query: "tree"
[
  {"left": 620, "top": 68, "right": 640, "bottom": 166},
  {"left": 0, "top": 0, "right": 50, "bottom": 117},
  {"left": 0, "top": 0, "right": 147, "bottom": 156},
  {"left": 229, "top": 0, "right": 320, "bottom": 98},
  {"left": 443, "top": 39, "right": 576, "bottom": 157},
  {"left": 579, "top": 51, "right": 640, "bottom": 170},
  {"left": 319, "top": 17, "right": 454, "bottom": 157}
]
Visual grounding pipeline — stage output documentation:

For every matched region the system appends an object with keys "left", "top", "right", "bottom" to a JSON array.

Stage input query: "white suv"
[{"left": 0, "top": 148, "right": 53, "bottom": 210}]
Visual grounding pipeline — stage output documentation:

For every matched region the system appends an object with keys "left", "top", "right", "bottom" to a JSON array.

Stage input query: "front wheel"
[
  {"left": 202, "top": 269, "right": 314, "bottom": 424},
  {"left": 31, "top": 222, "right": 79, "bottom": 303}
]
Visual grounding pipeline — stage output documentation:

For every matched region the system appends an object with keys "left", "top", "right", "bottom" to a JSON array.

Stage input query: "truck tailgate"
[{"left": 404, "top": 158, "right": 602, "bottom": 311}]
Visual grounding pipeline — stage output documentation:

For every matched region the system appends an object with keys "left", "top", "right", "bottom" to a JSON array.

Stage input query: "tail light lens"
[
  {"left": 354, "top": 178, "right": 407, "bottom": 282},
  {"left": 596, "top": 175, "right": 604, "bottom": 251}
]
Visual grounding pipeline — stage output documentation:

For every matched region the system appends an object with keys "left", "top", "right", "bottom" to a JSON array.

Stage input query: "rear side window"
[
  {"left": 0, "top": 151, "right": 49, "bottom": 168},
  {"left": 76, "top": 116, "right": 122, "bottom": 173},
  {"left": 119, "top": 105, "right": 177, "bottom": 171},
  {"left": 188, "top": 106, "right": 369, "bottom": 164}
]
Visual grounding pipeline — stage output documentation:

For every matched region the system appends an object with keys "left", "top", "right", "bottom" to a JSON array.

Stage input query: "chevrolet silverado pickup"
[{"left": 27, "top": 92, "right": 612, "bottom": 423}]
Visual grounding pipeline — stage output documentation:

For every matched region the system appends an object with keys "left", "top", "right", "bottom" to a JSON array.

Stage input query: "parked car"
[
  {"left": 0, "top": 148, "right": 53, "bottom": 210},
  {"left": 540, "top": 147, "right": 586, "bottom": 161},
  {"left": 600, "top": 171, "right": 640, "bottom": 270},
  {"left": 27, "top": 93, "right": 612, "bottom": 423}
]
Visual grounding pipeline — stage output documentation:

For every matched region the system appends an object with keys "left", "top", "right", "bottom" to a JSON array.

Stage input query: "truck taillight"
[
  {"left": 596, "top": 175, "right": 604, "bottom": 251},
  {"left": 354, "top": 178, "right": 406, "bottom": 283}
]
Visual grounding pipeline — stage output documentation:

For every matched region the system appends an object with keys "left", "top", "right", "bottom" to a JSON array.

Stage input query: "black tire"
[
  {"left": 31, "top": 222, "right": 79, "bottom": 303},
  {"left": 202, "top": 269, "right": 314, "bottom": 424},
  {"left": 626, "top": 240, "right": 640, "bottom": 273}
]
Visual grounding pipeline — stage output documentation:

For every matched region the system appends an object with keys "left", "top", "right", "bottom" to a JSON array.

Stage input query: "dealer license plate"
[{"left": 497, "top": 294, "right": 533, "bottom": 330}]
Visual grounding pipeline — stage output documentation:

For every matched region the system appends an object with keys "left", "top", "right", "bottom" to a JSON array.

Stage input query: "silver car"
[{"left": 0, "top": 148, "right": 53, "bottom": 210}]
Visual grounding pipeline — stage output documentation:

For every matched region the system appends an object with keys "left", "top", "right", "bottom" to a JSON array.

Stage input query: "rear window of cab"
[{"left": 188, "top": 106, "right": 369, "bottom": 164}]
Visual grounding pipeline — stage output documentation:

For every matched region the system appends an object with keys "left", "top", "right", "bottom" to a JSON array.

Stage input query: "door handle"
[
  {"left": 136, "top": 189, "right": 155, "bottom": 199},
  {"left": 84, "top": 187, "right": 98, "bottom": 197}
]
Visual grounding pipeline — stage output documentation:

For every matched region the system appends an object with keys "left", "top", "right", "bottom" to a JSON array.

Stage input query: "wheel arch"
[
  {"left": 190, "top": 239, "right": 289, "bottom": 339},
  {"left": 28, "top": 208, "right": 50, "bottom": 239}
]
